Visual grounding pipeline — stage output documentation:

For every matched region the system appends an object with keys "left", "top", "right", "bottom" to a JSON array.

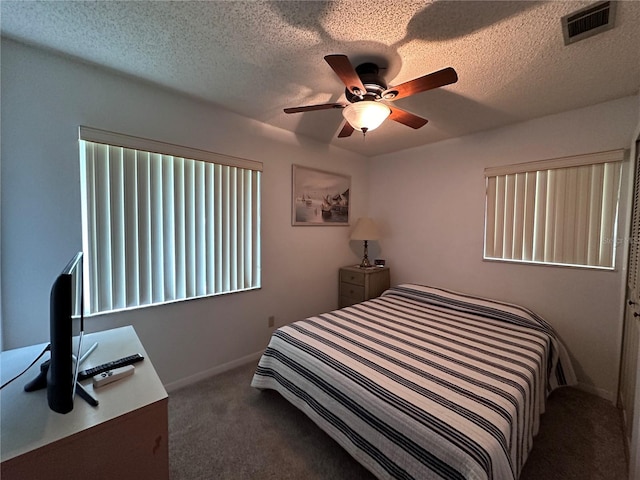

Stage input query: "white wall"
[
  {"left": 0, "top": 39, "right": 370, "bottom": 388},
  {"left": 368, "top": 95, "right": 640, "bottom": 400}
]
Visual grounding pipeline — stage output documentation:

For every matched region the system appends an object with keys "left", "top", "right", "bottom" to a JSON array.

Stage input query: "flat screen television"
[
  {"left": 47, "top": 251, "right": 85, "bottom": 413},
  {"left": 24, "top": 252, "right": 86, "bottom": 413}
]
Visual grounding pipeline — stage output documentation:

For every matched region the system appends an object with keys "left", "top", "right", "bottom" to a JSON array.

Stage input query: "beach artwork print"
[{"left": 292, "top": 165, "right": 350, "bottom": 225}]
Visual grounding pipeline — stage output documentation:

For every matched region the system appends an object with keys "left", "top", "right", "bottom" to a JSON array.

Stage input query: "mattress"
[{"left": 251, "top": 284, "right": 577, "bottom": 480}]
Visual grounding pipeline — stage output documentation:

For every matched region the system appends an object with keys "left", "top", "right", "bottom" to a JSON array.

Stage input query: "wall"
[
  {"left": 368, "top": 95, "right": 640, "bottom": 400},
  {"left": 0, "top": 39, "right": 369, "bottom": 388}
]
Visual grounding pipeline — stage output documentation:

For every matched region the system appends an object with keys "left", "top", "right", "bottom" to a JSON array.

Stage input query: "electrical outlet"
[{"left": 268, "top": 315, "right": 275, "bottom": 327}]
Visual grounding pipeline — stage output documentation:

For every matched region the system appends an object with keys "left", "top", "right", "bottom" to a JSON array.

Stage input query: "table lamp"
[{"left": 350, "top": 217, "right": 379, "bottom": 268}]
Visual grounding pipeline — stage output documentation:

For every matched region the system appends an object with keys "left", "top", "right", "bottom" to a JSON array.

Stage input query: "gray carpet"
[{"left": 168, "top": 361, "right": 628, "bottom": 480}]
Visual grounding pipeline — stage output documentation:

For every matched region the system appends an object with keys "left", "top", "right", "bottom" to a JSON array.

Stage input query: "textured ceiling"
[{"left": 1, "top": 1, "right": 639, "bottom": 157}]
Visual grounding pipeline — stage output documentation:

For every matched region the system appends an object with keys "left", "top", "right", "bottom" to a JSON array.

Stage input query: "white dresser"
[{"left": 1, "top": 326, "right": 169, "bottom": 480}]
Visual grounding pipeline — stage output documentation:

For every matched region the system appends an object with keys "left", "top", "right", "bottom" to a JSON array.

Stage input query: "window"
[
  {"left": 484, "top": 149, "right": 624, "bottom": 269},
  {"left": 79, "top": 126, "right": 261, "bottom": 315}
]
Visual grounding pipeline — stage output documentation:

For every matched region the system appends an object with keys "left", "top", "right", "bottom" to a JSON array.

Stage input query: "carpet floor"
[{"left": 168, "top": 361, "right": 628, "bottom": 480}]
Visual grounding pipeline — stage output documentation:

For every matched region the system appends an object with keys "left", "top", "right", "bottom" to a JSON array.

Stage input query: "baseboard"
[
  {"left": 164, "top": 350, "right": 264, "bottom": 393},
  {"left": 576, "top": 381, "right": 616, "bottom": 404}
]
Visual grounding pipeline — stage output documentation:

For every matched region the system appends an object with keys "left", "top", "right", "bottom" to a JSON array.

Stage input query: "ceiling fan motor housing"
[
  {"left": 345, "top": 62, "right": 388, "bottom": 103},
  {"left": 283, "top": 53, "right": 453, "bottom": 137}
]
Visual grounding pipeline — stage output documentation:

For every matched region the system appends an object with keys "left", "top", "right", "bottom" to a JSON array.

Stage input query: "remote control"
[
  {"left": 77, "top": 353, "right": 144, "bottom": 380},
  {"left": 92, "top": 365, "right": 135, "bottom": 388}
]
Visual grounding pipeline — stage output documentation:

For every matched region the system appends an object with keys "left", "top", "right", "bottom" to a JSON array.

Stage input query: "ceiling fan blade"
[
  {"left": 389, "top": 107, "right": 429, "bottom": 129},
  {"left": 337, "top": 121, "right": 354, "bottom": 138},
  {"left": 385, "top": 67, "right": 458, "bottom": 101},
  {"left": 284, "top": 103, "right": 345, "bottom": 114},
  {"left": 324, "top": 54, "right": 366, "bottom": 96}
]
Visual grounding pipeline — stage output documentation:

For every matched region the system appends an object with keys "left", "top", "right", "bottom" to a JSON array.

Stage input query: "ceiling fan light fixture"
[{"left": 342, "top": 101, "right": 391, "bottom": 133}]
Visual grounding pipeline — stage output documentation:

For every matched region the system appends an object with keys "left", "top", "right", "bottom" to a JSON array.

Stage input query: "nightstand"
[{"left": 339, "top": 265, "right": 390, "bottom": 308}]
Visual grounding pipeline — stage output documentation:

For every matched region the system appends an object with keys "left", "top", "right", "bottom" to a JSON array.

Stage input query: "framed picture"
[{"left": 292, "top": 165, "right": 350, "bottom": 226}]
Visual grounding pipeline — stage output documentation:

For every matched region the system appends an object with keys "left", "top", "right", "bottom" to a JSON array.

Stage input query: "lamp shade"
[
  {"left": 342, "top": 102, "right": 390, "bottom": 132},
  {"left": 350, "top": 217, "right": 380, "bottom": 241}
]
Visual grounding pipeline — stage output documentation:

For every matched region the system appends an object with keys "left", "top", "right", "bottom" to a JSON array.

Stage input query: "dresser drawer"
[
  {"left": 340, "top": 269, "right": 365, "bottom": 286},
  {"left": 340, "top": 282, "right": 365, "bottom": 300}
]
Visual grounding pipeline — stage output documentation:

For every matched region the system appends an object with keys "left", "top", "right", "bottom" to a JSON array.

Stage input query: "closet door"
[{"left": 622, "top": 141, "right": 640, "bottom": 480}]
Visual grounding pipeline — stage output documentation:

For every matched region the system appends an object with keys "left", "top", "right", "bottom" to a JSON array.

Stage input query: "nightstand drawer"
[
  {"left": 340, "top": 283, "right": 364, "bottom": 300},
  {"left": 339, "top": 296, "right": 361, "bottom": 308},
  {"left": 340, "top": 269, "right": 365, "bottom": 286},
  {"left": 338, "top": 265, "right": 390, "bottom": 309}
]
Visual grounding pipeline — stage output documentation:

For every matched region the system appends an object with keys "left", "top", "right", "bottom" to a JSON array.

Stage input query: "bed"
[{"left": 251, "top": 284, "right": 577, "bottom": 480}]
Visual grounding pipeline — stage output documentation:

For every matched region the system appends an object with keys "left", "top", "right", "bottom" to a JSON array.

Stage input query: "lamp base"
[
  {"left": 359, "top": 240, "right": 372, "bottom": 268},
  {"left": 359, "top": 258, "right": 373, "bottom": 268}
]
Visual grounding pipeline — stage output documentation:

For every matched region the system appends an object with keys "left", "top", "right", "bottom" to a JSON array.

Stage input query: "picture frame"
[{"left": 292, "top": 165, "right": 350, "bottom": 226}]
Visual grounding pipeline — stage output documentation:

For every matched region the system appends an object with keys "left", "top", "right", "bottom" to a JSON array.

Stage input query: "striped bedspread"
[{"left": 251, "top": 284, "right": 577, "bottom": 480}]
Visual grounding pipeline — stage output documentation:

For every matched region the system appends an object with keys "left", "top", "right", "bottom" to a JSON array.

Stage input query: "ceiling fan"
[{"left": 284, "top": 54, "right": 458, "bottom": 138}]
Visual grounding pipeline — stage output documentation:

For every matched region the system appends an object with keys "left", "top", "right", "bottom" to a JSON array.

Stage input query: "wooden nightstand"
[{"left": 339, "top": 265, "right": 390, "bottom": 308}]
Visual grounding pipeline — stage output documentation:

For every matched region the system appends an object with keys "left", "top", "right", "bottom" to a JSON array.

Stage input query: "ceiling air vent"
[{"left": 562, "top": 1, "right": 616, "bottom": 45}]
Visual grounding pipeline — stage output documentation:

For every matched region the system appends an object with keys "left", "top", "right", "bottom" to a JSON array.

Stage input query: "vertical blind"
[
  {"left": 79, "top": 127, "right": 262, "bottom": 315},
  {"left": 484, "top": 149, "right": 624, "bottom": 269}
]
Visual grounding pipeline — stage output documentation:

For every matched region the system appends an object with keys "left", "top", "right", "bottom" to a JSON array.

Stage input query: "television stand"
[
  {"left": 75, "top": 379, "right": 99, "bottom": 406},
  {"left": 24, "top": 346, "right": 99, "bottom": 407},
  {"left": 23, "top": 359, "right": 51, "bottom": 392}
]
